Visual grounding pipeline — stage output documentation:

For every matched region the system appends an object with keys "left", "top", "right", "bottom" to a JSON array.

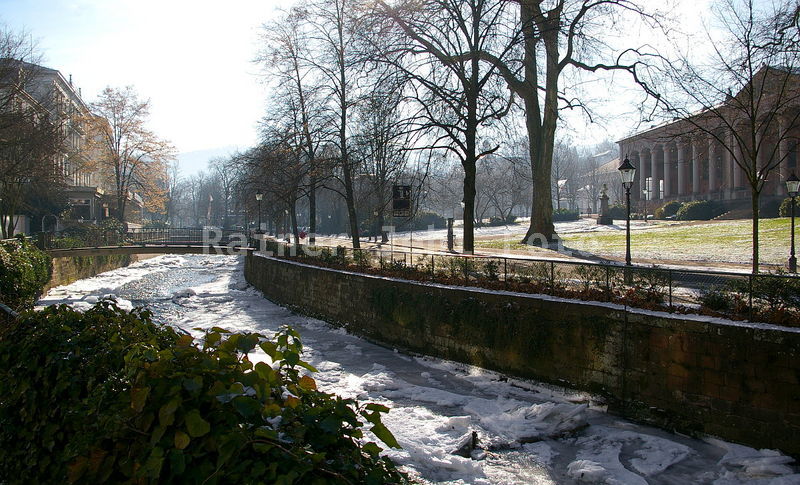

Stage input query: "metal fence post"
[
  {"left": 504, "top": 258, "right": 508, "bottom": 289},
  {"left": 431, "top": 254, "right": 435, "bottom": 276},
  {"left": 549, "top": 261, "right": 555, "bottom": 291},
  {"left": 668, "top": 269, "right": 673, "bottom": 309},
  {"left": 748, "top": 274, "right": 754, "bottom": 321}
]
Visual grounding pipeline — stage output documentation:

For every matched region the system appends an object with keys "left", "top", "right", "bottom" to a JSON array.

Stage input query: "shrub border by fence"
[
  {"left": 244, "top": 251, "right": 800, "bottom": 455},
  {"left": 252, "top": 238, "right": 800, "bottom": 327}
]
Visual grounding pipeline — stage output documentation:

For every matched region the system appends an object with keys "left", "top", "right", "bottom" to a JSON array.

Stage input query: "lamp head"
[
  {"left": 787, "top": 173, "right": 800, "bottom": 197},
  {"left": 618, "top": 156, "right": 636, "bottom": 188}
]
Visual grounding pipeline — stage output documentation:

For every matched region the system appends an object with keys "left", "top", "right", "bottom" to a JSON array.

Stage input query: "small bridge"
[{"left": 40, "top": 228, "right": 255, "bottom": 258}]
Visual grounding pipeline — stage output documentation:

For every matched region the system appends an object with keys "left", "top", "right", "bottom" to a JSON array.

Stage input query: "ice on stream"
[{"left": 39, "top": 254, "right": 800, "bottom": 485}]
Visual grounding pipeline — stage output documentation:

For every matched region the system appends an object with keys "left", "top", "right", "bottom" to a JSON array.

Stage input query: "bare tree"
[
  {"left": 89, "top": 87, "right": 175, "bottom": 223},
  {"left": 210, "top": 156, "right": 240, "bottom": 229},
  {"left": 664, "top": 0, "right": 800, "bottom": 272},
  {"left": 0, "top": 29, "right": 73, "bottom": 236},
  {"left": 0, "top": 26, "right": 43, "bottom": 119},
  {"left": 350, "top": 73, "right": 418, "bottom": 242},
  {"left": 297, "top": 0, "right": 368, "bottom": 248},
  {"left": 163, "top": 160, "right": 181, "bottom": 225},
  {"left": 474, "top": 0, "right": 663, "bottom": 246},
  {"left": 0, "top": 107, "right": 67, "bottom": 237},
  {"left": 552, "top": 139, "right": 578, "bottom": 211},
  {"left": 375, "top": 0, "right": 514, "bottom": 253},
  {"left": 259, "top": 8, "right": 328, "bottom": 243}
]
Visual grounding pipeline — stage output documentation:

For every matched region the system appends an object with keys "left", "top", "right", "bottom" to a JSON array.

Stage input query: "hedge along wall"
[
  {"left": 244, "top": 252, "right": 800, "bottom": 455},
  {"left": 44, "top": 254, "right": 156, "bottom": 293}
]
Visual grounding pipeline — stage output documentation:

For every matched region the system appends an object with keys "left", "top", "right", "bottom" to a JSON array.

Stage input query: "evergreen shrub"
[
  {"left": 0, "top": 301, "right": 407, "bottom": 484},
  {"left": 654, "top": 201, "right": 683, "bottom": 219},
  {"left": 552, "top": 209, "right": 580, "bottom": 222},
  {"left": 675, "top": 200, "right": 721, "bottom": 221},
  {"left": 0, "top": 236, "right": 51, "bottom": 311},
  {"left": 779, "top": 197, "right": 800, "bottom": 217}
]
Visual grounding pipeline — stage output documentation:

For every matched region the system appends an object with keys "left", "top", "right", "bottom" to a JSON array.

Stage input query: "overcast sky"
[{"left": 1, "top": 0, "right": 716, "bottom": 171}]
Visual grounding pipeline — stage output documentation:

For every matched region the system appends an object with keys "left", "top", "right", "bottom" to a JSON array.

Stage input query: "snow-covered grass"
[
  {"left": 478, "top": 218, "right": 799, "bottom": 266},
  {"left": 39, "top": 255, "right": 800, "bottom": 484}
]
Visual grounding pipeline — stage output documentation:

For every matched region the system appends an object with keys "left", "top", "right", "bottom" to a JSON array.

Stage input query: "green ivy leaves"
[
  {"left": 0, "top": 302, "right": 409, "bottom": 484},
  {"left": 184, "top": 410, "right": 210, "bottom": 438},
  {"left": 0, "top": 237, "right": 51, "bottom": 311}
]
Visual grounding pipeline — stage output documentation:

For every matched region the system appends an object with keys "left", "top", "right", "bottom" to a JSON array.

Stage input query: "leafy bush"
[
  {"left": 779, "top": 197, "right": 800, "bottom": 217},
  {"left": 483, "top": 260, "right": 500, "bottom": 280},
  {"left": 0, "top": 236, "right": 52, "bottom": 311},
  {"left": 675, "top": 200, "right": 721, "bottom": 221},
  {"left": 58, "top": 219, "right": 125, "bottom": 247},
  {"left": 483, "top": 214, "right": 517, "bottom": 227},
  {"left": 749, "top": 273, "right": 800, "bottom": 312},
  {"left": 654, "top": 201, "right": 683, "bottom": 220},
  {"left": 700, "top": 289, "right": 734, "bottom": 312},
  {"left": 607, "top": 205, "right": 627, "bottom": 220},
  {"left": 409, "top": 211, "right": 446, "bottom": 231},
  {"left": 552, "top": 209, "right": 580, "bottom": 222},
  {"left": 353, "top": 249, "right": 374, "bottom": 267},
  {"left": 143, "top": 220, "right": 170, "bottom": 229},
  {"left": 573, "top": 264, "right": 606, "bottom": 293},
  {"left": 0, "top": 302, "right": 407, "bottom": 484}
]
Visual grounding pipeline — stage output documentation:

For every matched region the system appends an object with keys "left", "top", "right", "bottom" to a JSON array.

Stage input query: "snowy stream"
[{"left": 39, "top": 254, "right": 800, "bottom": 485}]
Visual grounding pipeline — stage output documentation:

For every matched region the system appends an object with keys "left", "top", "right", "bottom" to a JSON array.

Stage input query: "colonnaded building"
[{"left": 617, "top": 66, "right": 798, "bottom": 211}]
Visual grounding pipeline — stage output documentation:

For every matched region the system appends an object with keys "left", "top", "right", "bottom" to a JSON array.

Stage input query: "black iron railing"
[{"left": 252, "top": 238, "right": 800, "bottom": 326}]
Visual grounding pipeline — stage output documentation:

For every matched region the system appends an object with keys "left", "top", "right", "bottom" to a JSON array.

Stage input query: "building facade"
[
  {"left": 618, "top": 67, "right": 799, "bottom": 207},
  {"left": 1, "top": 60, "right": 144, "bottom": 232}
]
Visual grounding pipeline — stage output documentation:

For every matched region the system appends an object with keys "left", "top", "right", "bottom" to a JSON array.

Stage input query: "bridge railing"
[
  {"left": 36, "top": 228, "right": 247, "bottom": 250},
  {"left": 254, "top": 238, "right": 800, "bottom": 327}
]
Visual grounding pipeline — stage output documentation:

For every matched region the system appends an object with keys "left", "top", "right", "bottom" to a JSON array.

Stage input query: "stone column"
[
  {"left": 692, "top": 141, "right": 701, "bottom": 194},
  {"left": 663, "top": 145, "right": 672, "bottom": 198},
  {"left": 642, "top": 149, "right": 652, "bottom": 200},
  {"left": 636, "top": 149, "right": 646, "bottom": 200},
  {"left": 731, "top": 129, "right": 743, "bottom": 189},
  {"left": 723, "top": 132, "right": 732, "bottom": 195},
  {"left": 677, "top": 141, "right": 687, "bottom": 196},
  {"left": 650, "top": 146, "right": 660, "bottom": 200},
  {"left": 708, "top": 137, "right": 717, "bottom": 193}
]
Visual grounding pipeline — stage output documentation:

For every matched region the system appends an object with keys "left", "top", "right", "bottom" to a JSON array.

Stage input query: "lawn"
[{"left": 476, "top": 218, "right": 799, "bottom": 267}]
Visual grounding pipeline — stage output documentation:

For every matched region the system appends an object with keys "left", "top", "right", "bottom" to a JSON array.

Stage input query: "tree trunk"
[
  {"left": 342, "top": 161, "right": 360, "bottom": 248},
  {"left": 291, "top": 202, "right": 300, "bottom": 245},
  {"left": 518, "top": 4, "right": 558, "bottom": 247},
  {"left": 751, "top": 189, "right": 760, "bottom": 273},
  {"left": 308, "top": 177, "right": 316, "bottom": 245},
  {"left": 116, "top": 194, "right": 127, "bottom": 224},
  {"left": 462, "top": 159, "right": 477, "bottom": 254},
  {"left": 378, "top": 209, "right": 389, "bottom": 243},
  {"left": 521, "top": 101, "right": 556, "bottom": 246}
]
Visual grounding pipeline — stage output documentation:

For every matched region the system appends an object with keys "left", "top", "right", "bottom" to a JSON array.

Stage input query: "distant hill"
[{"left": 176, "top": 146, "right": 242, "bottom": 176}]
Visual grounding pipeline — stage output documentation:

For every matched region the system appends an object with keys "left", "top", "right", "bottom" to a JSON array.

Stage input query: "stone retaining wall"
[
  {"left": 244, "top": 253, "right": 800, "bottom": 455},
  {"left": 45, "top": 254, "right": 154, "bottom": 292}
]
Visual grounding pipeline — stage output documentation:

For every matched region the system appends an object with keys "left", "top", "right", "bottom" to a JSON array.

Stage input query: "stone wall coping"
[{"left": 254, "top": 253, "right": 800, "bottom": 336}]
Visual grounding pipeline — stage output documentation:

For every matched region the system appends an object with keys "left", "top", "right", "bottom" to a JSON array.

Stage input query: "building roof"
[
  {"left": 0, "top": 58, "right": 89, "bottom": 113},
  {"left": 617, "top": 65, "right": 800, "bottom": 144}
]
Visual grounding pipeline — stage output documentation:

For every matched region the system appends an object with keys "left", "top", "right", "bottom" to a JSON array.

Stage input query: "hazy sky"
[
  {"left": 1, "top": 0, "right": 716, "bottom": 168},
  {"left": 1, "top": 0, "right": 288, "bottom": 158}
]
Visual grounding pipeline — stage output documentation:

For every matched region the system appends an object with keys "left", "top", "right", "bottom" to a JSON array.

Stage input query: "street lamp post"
[
  {"left": 787, "top": 173, "right": 799, "bottom": 273},
  {"left": 255, "top": 191, "right": 263, "bottom": 234},
  {"left": 618, "top": 156, "right": 637, "bottom": 266}
]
